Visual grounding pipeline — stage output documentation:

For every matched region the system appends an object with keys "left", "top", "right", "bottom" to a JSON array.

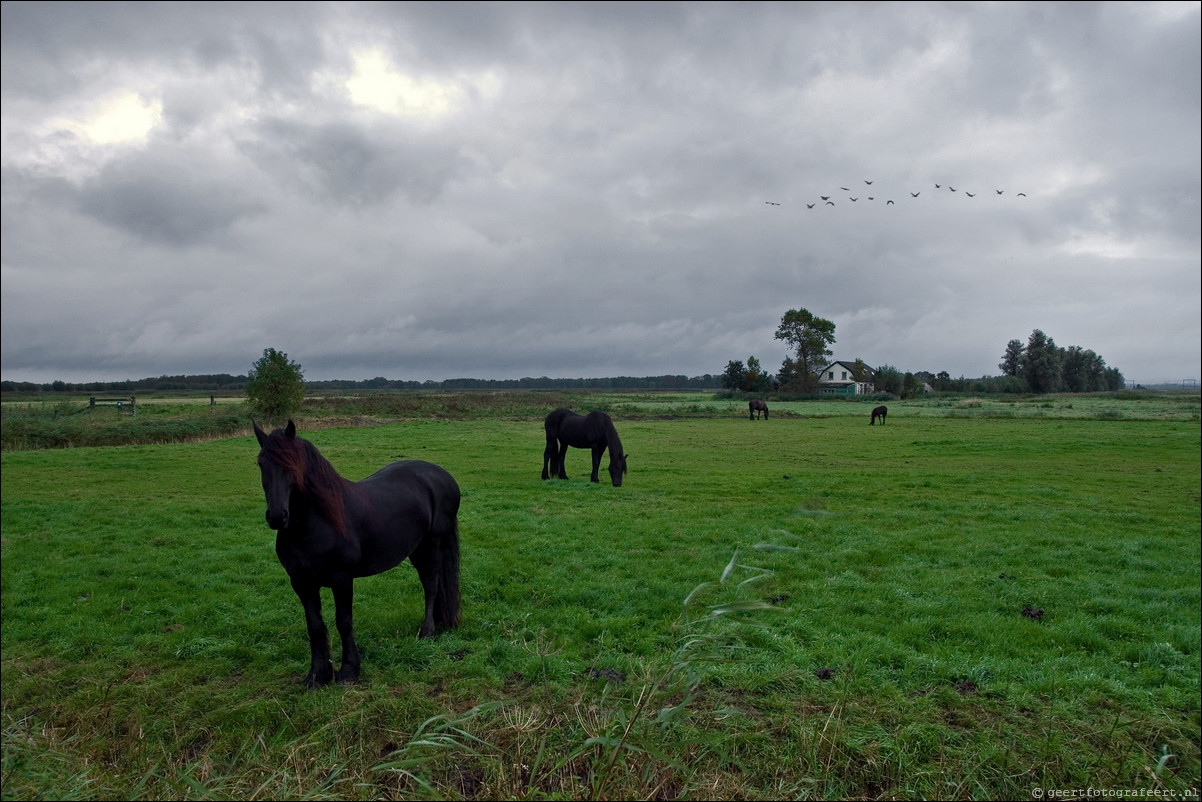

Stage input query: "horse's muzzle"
[{"left": 266, "top": 509, "right": 289, "bottom": 530}]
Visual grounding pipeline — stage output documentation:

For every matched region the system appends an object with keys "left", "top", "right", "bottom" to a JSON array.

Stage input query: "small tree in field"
[{"left": 246, "top": 348, "right": 305, "bottom": 422}]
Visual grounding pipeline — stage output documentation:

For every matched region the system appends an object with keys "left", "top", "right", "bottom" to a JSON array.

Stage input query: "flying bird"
[
  {"left": 886, "top": 200, "right": 895, "bottom": 205},
  {"left": 949, "top": 186, "right": 956, "bottom": 191},
  {"left": 935, "top": 184, "right": 941, "bottom": 188},
  {"left": 825, "top": 201, "right": 835, "bottom": 206},
  {"left": 910, "top": 192, "right": 920, "bottom": 197},
  {"left": 820, "top": 195, "right": 830, "bottom": 200},
  {"left": 765, "top": 201, "right": 781, "bottom": 206},
  {"left": 849, "top": 197, "right": 859, "bottom": 202},
  {"left": 840, "top": 187, "right": 850, "bottom": 191},
  {"left": 996, "top": 190, "right": 1004, "bottom": 195},
  {"left": 1017, "top": 192, "right": 1027, "bottom": 197},
  {"left": 867, "top": 196, "right": 874, "bottom": 200},
  {"left": 806, "top": 203, "right": 815, "bottom": 209},
  {"left": 965, "top": 192, "right": 975, "bottom": 197},
  {"left": 864, "top": 180, "right": 873, "bottom": 185}
]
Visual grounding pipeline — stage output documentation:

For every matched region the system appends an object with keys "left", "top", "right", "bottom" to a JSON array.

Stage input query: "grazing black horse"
[
  {"left": 541, "top": 408, "right": 627, "bottom": 486},
  {"left": 749, "top": 399, "right": 769, "bottom": 420},
  {"left": 254, "top": 421, "right": 461, "bottom": 689},
  {"left": 871, "top": 405, "right": 888, "bottom": 425}
]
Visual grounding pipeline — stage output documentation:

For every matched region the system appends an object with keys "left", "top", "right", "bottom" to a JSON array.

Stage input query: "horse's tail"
[
  {"left": 543, "top": 408, "right": 571, "bottom": 479},
  {"left": 436, "top": 514, "right": 462, "bottom": 629}
]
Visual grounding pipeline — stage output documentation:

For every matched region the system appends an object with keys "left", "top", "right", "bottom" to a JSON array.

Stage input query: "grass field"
[
  {"left": 3, "top": 388, "right": 1197, "bottom": 451},
  {"left": 2, "top": 395, "right": 1199, "bottom": 799}
]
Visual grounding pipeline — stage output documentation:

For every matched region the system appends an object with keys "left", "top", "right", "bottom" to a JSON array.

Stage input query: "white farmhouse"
[{"left": 818, "top": 361, "right": 875, "bottom": 395}]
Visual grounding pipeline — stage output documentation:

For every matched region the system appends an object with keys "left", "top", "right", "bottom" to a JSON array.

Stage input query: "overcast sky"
[{"left": 2, "top": 1, "right": 1199, "bottom": 386}]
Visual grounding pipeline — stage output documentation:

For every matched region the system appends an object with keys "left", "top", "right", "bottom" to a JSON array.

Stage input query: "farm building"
[{"left": 818, "top": 361, "right": 875, "bottom": 395}]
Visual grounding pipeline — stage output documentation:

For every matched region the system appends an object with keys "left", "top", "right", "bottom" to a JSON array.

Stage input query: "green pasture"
[
  {"left": 3, "top": 389, "right": 1197, "bottom": 452},
  {"left": 2, "top": 408, "right": 1199, "bottom": 799}
]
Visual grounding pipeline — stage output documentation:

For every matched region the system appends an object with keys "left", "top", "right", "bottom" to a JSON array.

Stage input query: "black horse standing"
[
  {"left": 541, "top": 408, "right": 627, "bottom": 486},
  {"left": 254, "top": 421, "right": 461, "bottom": 689},
  {"left": 871, "top": 405, "right": 888, "bottom": 425},
  {"left": 749, "top": 399, "right": 769, "bottom": 420}
]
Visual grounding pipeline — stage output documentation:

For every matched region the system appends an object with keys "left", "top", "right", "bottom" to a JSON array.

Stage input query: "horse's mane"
[
  {"left": 601, "top": 414, "right": 624, "bottom": 460},
  {"left": 260, "top": 428, "right": 349, "bottom": 535}
]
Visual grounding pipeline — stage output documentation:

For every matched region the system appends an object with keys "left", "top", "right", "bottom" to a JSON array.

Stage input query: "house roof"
[{"left": 821, "top": 361, "right": 874, "bottom": 378}]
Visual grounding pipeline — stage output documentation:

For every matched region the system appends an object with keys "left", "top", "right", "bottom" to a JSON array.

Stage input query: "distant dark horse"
[
  {"left": 749, "top": 399, "right": 769, "bottom": 420},
  {"left": 254, "top": 421, "right": 461, "bottom": 689},
  {"left": 871, "top": 405, "right": 888, "bottom": 425},
  {"left": 541, "top": 408, "right": 627, "bottom": 486}
]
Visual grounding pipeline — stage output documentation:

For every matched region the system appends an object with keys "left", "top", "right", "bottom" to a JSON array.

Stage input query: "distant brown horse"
[
  {"left": 749, "top": 399, "right": 769, "bottom": 420},
  {"left": 870, "top": 405, "right": 888, "bottom": 425}
]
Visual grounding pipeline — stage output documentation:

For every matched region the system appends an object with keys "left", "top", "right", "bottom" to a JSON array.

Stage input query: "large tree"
[
  {"left": 246, "top": 347, "right": 305, "bottom": 422},
  {"left": 774, "top": 308, "right": 836, "bottom": 393},
  {"left": 1019, "top": 329, "right": 1062, "bottom": 394}
]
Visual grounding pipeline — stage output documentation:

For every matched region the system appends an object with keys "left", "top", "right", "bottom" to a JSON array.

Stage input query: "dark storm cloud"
[
  {"left": 73, "top": 152, "right": 266, "bottom": 246},
  {"left": 242, "top": 118, "right": 463, "bottom": 206}
]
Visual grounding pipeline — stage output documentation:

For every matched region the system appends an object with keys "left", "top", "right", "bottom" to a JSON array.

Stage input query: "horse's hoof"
[
  {"left": 304, "top": 660, "right": 335, "bottom": 689},
  {"left": 304, "top": 674, "right": 332, "bottom": 690},
  {"left": 335, "top": 666, "right": 360, "bottom": 684}
]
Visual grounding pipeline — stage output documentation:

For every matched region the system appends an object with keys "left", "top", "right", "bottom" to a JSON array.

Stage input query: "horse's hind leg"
[
  {"left": 332, "top": 579, "right": 361, "bottom": 684},
  {"left": 409, "top": 542, "right": 441, "bottom": 638},
  {"left": 542, "top": 436, "right": 557, "bottom": 480},
  {"left": 557, "top": 442, "right": 570, "bottom": 479}
]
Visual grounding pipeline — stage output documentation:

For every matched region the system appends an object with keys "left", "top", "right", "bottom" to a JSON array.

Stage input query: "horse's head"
[
  {"left": 254, "top": 420, "right": 301, "bottom": 531},
  {"left": 609, "top": 452, "right": 628, "bottom": 487}
]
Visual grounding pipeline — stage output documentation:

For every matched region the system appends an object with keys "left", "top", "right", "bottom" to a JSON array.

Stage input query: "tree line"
[
  {"left": 0, "top": 374, "right": 249, "bottom": 394},
  {"left": 722, "top": 310, "right": 1126, "bottom": 397},
  {"left": 1, "top": 371, "right": 722, "bottom": 395},
  {"left": 1, "top": 323, "right": 1125, "bottom": 401},
  {"left": 997, "top": 329, "right": 1124, "bottom": 393}
]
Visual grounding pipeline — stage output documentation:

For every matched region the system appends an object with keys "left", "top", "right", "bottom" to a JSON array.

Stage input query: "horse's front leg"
[
  {"left": 291, "top": 576, "right": 334, "bottom": 689},
  {"left": 542, "top": 439, "right": 557, "bottom": 480},
  {"left": 332, "top": 579, "right": 361, "bottom": 684},
  {"left": 590, "top": 446, "right": 604, "bottom": 483}
]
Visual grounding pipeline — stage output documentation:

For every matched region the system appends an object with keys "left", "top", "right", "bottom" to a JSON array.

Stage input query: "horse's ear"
[
  {"left": 285, "top": 420, "right": 297, "bottom": 439},
  {"left": 253, "top": 420, "right": 268, "bottom": 447}
]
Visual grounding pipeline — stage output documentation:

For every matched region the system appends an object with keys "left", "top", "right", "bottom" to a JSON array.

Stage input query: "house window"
[
  {"left": 828, "top": 371, "right": 834, "bottom": 379},
  {"left": 841, "top": 371, "right": 847, "bottom": 380}
]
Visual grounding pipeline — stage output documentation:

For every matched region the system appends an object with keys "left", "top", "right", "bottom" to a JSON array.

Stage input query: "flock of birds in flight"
[{"left": 765, "top": 180, "right": 1028, "bottom": 209}]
